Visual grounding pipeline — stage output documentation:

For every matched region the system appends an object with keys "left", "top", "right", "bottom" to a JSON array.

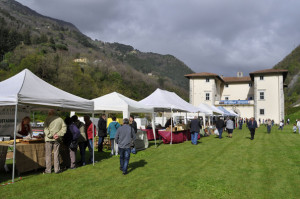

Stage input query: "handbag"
[{"left": 69, "top": 140, "right": 78, "bottom": 150}]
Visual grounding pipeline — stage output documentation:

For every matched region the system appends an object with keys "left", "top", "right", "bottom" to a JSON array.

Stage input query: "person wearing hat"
[{"left": 115, "top": 118, "right": 136, "bottom": 175}]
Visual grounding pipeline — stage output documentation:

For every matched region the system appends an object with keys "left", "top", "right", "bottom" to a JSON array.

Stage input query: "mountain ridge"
[{"left": 0, "top": 0, "right": 193, "bottom": 101}]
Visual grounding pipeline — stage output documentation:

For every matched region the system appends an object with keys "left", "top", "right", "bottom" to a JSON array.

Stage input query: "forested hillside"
[
  {"left": 274, "top": 45, "right": 300, "bottom": 108},
  {"left": 0, "top": 0, "right": 193, "bottom": 101}
]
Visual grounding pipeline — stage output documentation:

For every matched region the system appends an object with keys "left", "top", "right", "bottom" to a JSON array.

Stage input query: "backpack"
[{"left": 69, "top": 123, "right": 80, "bottom": 140}]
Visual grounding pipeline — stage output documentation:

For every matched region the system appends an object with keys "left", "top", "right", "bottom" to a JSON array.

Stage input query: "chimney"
[{"left": 237, "top": 72, "right": 243, "bottom": 77}]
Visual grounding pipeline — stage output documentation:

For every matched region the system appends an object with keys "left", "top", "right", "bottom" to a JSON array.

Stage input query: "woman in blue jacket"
[{"left": 107, "top": 116, "right": 121, "bottom": 156}]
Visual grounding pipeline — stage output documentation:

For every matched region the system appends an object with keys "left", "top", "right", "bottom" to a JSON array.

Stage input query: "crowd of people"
[
  {"left": 15, "top": 110, "right": 137, "bottom": 175},
  {"left": 14, "top": 110, "right": 299, "bottom": 174}
]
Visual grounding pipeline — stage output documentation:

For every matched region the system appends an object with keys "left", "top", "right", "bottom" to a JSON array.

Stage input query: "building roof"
[
  {"left": 249, "top": 69, "right": 288, "bottom": 81},
  {"left": 223, "top": 76, "right": 252, "bottom": 83},
  {"left": 185, "top": 72, "right": 224, "bottom": 82}
]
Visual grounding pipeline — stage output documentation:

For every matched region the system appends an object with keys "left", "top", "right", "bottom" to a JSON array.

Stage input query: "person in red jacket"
[{"left": 84, "top": 115, "right": 97, "bottom": 164}]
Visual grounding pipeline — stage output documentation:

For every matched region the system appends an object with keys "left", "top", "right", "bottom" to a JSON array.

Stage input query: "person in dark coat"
[
  {"left": 216, "top": 117, "right": 225, "bottom": 139},
  {"left": 238, "top": 118, "right": 243, "bottom": 129},
  {"left": 115, "top": 118, "right": 136, "bottom": 175},
  {"left": 190, "top": 116, "right": 202, "bottom": 145},
  {"left": 248, "top": 117, "right": 258, "bottom": 140},
  {"left": 97, "top": 114, "right": 107, "bottom": 152}
]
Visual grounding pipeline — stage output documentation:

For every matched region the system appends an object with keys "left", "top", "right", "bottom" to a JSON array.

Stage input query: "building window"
[
  {"left": 259, "top": 92, "right": 264, "bottom": 100},
  {"left": 206, "top": 93, "right": 210, "bottom": 100},
  {"left": 206, "top": 78, "right": 210, "bottom": 82},
  {"left": 249, "top": 83, "right": 252, "bottom": 87},
  {"left": 225, "top": 84, "right": 229, "bottom": 87},
  {"left": 260, "top": 109, "right": 265, "bottom": 115},
  {"left": 260, "top": 76, "right": 264, "bottom": 80}
]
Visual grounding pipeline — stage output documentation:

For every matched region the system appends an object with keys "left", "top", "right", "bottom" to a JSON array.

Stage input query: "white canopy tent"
[
  {"left": 140, "top": 88, "right": 205, "bottom": 144},
  {"left": 228, "top": 109, "right": 239, "bottom": 117},
  {"left": 0, "top": 69, "right": 94, "bottom": 182},
  {"left": 92, "top": 92, "right": 157, "bottom": 146},
  {"left": 198, "top": 103, "right": 223, "bottom": 126}
]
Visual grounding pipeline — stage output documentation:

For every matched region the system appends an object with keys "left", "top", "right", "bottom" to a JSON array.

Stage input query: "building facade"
[{"left": 185, "top": 69, "right": 288, "bottom": 124}]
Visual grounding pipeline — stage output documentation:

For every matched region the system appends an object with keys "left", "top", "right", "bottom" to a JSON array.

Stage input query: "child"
[{"left": 293, "top": 124, "right": 297, "bottom": 133}]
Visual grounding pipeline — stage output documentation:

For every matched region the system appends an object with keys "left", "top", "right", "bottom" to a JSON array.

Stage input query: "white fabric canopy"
[
  {"left": 228, "top": 109, "right": 239, "bottom": 117},
  {"left": 92, "top": 92, "right": 154, "bottom": 118},
  {"left": 197, "top": 103, "right": 224, "bottom": 115},
  {"left": 0, "top": 69, "right": 94, "bottom": 183},
  {"left": 140, "top": 88, "right": 201, "bottom": 112},
  {"left": 0, "top": 69, "right": 93, "bottom": 111},
  {"left": 211, "top": 105, "right": 225, "bottom": 115}
]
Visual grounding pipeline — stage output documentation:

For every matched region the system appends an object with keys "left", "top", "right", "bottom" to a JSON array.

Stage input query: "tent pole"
[
  {"left": 92, "top": 112, "right": 95, "bottom": 166},
  {"left": 12, "top": 104, "right": 18, "bottom": 183},
  {"left": 170, "top": 108, "right": 173, "bottom": 145},
  {"left": 151, "top": 112, "right": 156, "bottom": 147},
  {"left": 162, "top": 112, "right": 164, "bottom": 127}
]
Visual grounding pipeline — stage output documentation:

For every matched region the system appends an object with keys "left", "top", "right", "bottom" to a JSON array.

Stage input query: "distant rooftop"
[
  {"left": 223, "top": 76, "right": 252, "bottom": 83},
  {"left": 185, "top": 69, "right": 288, "bottom": 82}
]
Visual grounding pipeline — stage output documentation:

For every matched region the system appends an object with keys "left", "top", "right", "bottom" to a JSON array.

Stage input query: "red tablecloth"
[
  {"left": 158, "top": 130, "right": 187, "bottom": 144},
  {"left": 142, "top": 129, "right": 159, "bottom": 141}
]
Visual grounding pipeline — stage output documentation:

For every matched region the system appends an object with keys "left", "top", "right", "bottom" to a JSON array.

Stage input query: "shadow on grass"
[
  {"left": 148, "top": 140, "right": 163, "bottom": 148},
  {"left": 128, "top": 159, "right": 147, "bottom": 173},
  {"left": 0, "top": 165, "right": 45, "bottom": 184}
]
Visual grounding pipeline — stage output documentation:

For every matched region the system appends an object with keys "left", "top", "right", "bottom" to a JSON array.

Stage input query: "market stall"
[
  {"left": 91, "top": 92, "right": 156, "bottom": 145},
  {"left": 140, "top": 88, "right": 205, "bottom": 144},
  {"left": 0, "top": 69, "right": 94, "bottom": 182}
]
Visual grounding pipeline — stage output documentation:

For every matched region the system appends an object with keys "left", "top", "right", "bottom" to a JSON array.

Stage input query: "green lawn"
[{"left": 1, "top": 125, "right": 300, "bottom": 199}]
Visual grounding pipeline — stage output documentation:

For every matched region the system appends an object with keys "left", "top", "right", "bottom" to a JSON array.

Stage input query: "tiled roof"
[
  {"left": 249, "top": 68, "right": 288, "bottom": 81},
  {"left": 223, "top": 76, "right": 252, "bottom": 83},
  {"left": 184, "top": 72, "right": 219, "bottom": 77},
  {"left": 184, "top": 72, "right": 224, "bottom": 82},
  {"left": 250, "top": 69, "right": 288, "bottom": 74}
]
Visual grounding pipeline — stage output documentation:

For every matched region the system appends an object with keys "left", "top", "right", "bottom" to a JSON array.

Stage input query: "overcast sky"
[{"left": 17, "top": 0, "right": 300, "bottom": 76}]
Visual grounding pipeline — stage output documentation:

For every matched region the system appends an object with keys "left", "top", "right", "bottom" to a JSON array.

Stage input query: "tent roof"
[
  {"left": 92, "top": 92, "right": 153, "bottom": 113},
  {"left": 198, "top": 103, "right": 223, "bottom": 115},
  {"left": 210, "top": 105, "right": 225, "bottom": 115},
  {"left": 139, "top": 88, "right": 201, "bottom": 112},
  {"left": 217, "top": 106, "right": 236, "bottom": 117},
  {"left": 198, "top": 103, "right": 213, "bottom": 115},
  {"left": 0, "top": 69, "right": 93, "bottom": 111}
]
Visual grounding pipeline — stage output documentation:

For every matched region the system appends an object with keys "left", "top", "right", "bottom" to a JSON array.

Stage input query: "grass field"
[{"left": 1, "top": 124, "right": 300, "bottom": 199}]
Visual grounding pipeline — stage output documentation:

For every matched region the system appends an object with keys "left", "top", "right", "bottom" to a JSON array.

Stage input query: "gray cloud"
[{"left": 17, "top": 0, "right": 300, "bottom": 77}]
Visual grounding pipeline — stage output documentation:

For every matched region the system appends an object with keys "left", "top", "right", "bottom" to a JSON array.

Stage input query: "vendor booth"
[
  {"left": 0, "top": 69, "right": 94, "bottom": 182},
  {"left": 140, "top": 88, "right": 205, "bottom": 144},
  {"left": 91, "top": 92, "right": 156, "bottom": 147}
]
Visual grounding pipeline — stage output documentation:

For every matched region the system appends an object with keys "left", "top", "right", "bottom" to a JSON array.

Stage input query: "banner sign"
[
  {"left": 0, "top": 106, "right": 30, "bottom": 137},
  {"left": 219, "top": 100, "right": 250, "bottom": 105}
]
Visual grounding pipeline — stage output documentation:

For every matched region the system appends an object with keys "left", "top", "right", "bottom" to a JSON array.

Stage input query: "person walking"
[
  {"left": 216, "top": 117, "right": 225, "bottom": 139},
  {"left": 238, "top": 118, "right": 243, "bottom": 130},
  {"left": 248, "top": 117, "right": 258, "bottom": 140},
  {"left": 267, "top": 119, "right": 272, "bottom": 134},
  {"left": 297, "top": 119, "right": 300, "bottom": 134},
  {"left": 190, "top": 116, "right": 201, "bottom": 145},
  {"left": 44, "top": 109, "right": 66, "bottom": 174},
  {"left": 115, "top": 118, "right": 136, "bottom": 175},
  {"left": 278, "top": 120, "right": 284, "bottom": 131},
  {"left": 107, "top": 116, "right": 121, "bottom": 156},
  {"left": 71, "top": 115, "right": 87, "bottom": 166},
  {"left": 226, "top": 118, "right": 234, "bottom": 138},
  {"left": 84, "top": 115, "right": 97, "bottom": 164},
  {"left": 97, "top": 114, "right": 107, "bottom": 152}
]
